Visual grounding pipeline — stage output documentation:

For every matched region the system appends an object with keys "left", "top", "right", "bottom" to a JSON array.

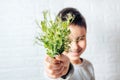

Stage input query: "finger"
[
  {"left": 62, "top": 51, "right": 68, "bottom": 55},
  {"left": 45, "top": 55, "right": 60, "bottom": 64},
  {"left": 45, "top": 65, "right": 64, "bottom": 75},
  {"left": 45, "top": 55, "right": 63, "bottom": 69},
  {"left": 46, "top": 67, "right": 64, "bottom": 79},
  {"left": 55, "top": 54, "right": 69, "bottom": 64},
  {"left": 45, "top": 61, "right": 63, "bottom": 70},
  {"left": 62, "top": 66, "right": 69, "bottom": 75},
  {"left": 47, "top": 72, "right": 62, "bottom": 79},
  {"left": 55, "top": 54, "right": 65, "bottom": 61}
]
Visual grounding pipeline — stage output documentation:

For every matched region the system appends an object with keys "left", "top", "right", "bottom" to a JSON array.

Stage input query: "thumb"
[{"left": 55, "top": 52, "right": 68, "bottom": 61}]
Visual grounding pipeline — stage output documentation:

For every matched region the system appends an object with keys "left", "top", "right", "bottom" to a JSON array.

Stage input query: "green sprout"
[{"left": 36, "top": 11, "right": 74, "bottom": 58}]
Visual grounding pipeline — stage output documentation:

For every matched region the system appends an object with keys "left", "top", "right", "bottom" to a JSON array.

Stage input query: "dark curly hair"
[{"left": 57, "top": 7, "right": 87, "bottom": 30}]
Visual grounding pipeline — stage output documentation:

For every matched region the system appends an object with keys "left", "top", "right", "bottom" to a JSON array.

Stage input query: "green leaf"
[{"left": 35, "top": 11, "right": 74, "bottom": 58}]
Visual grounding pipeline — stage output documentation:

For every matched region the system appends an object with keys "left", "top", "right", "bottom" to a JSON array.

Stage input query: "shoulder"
[
  {"left": 81, "top": 58, "right": 94, "bottom": 67},
  {"left": 82, "top": 58, "right": 95, "bottom": 76}
]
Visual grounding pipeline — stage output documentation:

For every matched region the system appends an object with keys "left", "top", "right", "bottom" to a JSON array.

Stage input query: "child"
[{"left": 44, "top": 7, "right": 95, "bottom": 80}]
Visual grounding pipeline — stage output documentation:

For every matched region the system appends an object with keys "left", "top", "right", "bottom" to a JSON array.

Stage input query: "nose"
[{"left": 70, "top": 41, "right": 80, "bottom": 51}]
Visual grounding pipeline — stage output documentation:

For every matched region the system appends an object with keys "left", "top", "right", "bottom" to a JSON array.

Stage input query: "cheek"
[{"left": 78, "top": 40, "right": 86, "bottom": 49}]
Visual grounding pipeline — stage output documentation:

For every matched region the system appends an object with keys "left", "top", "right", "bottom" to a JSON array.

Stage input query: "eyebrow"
[
  {"left": 78, "top": 35, "right": 86, "bottom": 38},
  {"left": 69, "top": 34, "right": 86, "bottom": 40},
  {"left": 75, "top": 35, "right": 86, "bottom": 41},
  {"left": 69, "top": 35, "right": 86, "bottom": 40}
]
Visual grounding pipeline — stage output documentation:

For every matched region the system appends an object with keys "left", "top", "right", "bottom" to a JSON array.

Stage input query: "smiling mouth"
[{"left": 69, "top": 49, "right": 82, "bottom": 56}]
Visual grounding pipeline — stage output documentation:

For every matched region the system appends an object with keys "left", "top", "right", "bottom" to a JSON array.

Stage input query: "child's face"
[{"left": 68, "top": 24, "right": 86, "bottom": 60}]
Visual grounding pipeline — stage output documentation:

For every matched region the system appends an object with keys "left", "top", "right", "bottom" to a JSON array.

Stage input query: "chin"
[
  {"left": 68, "top": 52, "right": 82, "bottom": 60},
  {"left": 69, "top": 54, "right": 80, "bottom": 60},
  {"left": 70, "top": 56, "right": 80, "bottom": 60}
]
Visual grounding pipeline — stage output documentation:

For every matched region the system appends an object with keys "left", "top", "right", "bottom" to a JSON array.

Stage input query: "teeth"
[{"left": 69, "top": 49, "right": 82, "bottom": 53}]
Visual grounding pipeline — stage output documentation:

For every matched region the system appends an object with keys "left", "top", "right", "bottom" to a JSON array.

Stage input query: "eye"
[
  {"left": 77, "top": 36, "right": 85, "bottom": 41},
  {"left": 69, "top": 35, "right": 86, "bottom": 43}
]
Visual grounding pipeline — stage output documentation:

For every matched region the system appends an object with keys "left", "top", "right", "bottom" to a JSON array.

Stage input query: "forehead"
[{"left": 68, "top": 24, "right": 86, "bottom": 38}]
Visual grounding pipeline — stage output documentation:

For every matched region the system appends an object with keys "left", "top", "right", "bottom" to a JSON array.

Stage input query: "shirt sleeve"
[
  {"left": 87, "top": 60, "right": 95, "bottom": 80},
  {"left": 91, "top": 64, "right": 95, "bottom": 80}
]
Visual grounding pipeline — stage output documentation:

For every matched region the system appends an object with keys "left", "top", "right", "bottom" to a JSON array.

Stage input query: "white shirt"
[
  {"left": 69, "top": 58, "right": 95, "bottom": 80},
  {"left": 44, "top": 58, "right": 95, "bottom": 80}
]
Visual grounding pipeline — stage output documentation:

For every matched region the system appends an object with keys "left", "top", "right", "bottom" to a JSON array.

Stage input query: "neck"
[{"left": 70, "top": 58, "right": 82, "bottom": 65}]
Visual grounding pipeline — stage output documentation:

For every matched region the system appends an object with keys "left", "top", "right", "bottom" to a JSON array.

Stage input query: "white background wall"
[{"left": 0, "top": 0, "right": 120, "bottom": 80}]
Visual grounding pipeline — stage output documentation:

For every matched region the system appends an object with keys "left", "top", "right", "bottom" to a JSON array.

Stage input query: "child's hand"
[{"left": 44, "top": 52, "right": 70, "bottom": 79}]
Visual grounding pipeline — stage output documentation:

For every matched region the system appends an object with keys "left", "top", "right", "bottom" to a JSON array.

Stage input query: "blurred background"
[{"left": 0, "top": 0, "right": 120, "bottom": 80}]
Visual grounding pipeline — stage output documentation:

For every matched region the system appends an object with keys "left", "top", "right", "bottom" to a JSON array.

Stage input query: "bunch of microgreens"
[{"left": 36, "top": 11, "right": 74, "bottom": 58}]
